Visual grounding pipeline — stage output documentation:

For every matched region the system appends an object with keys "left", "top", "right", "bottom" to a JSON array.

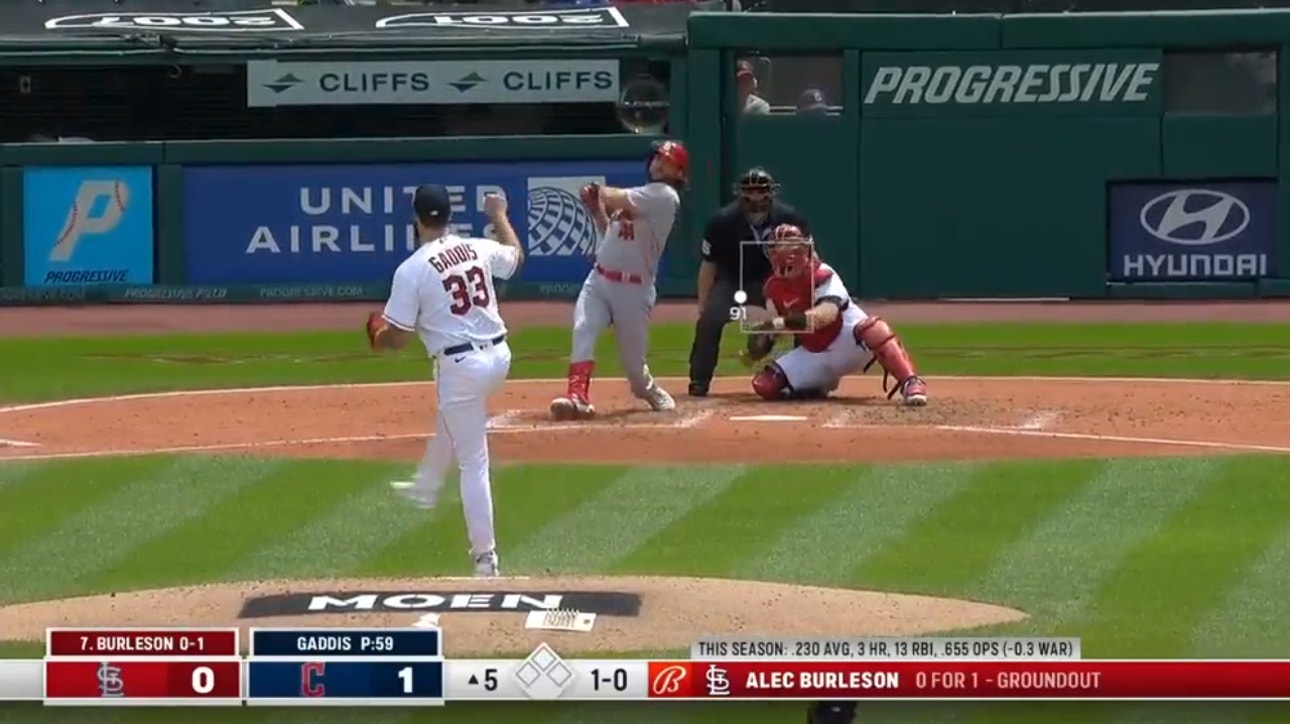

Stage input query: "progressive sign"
[{"left": 862, "top": 49, "right": 1163, "bottom": 116}]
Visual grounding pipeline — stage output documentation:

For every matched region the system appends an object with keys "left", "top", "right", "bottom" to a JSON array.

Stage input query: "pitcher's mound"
[{"left": 0, "top": 576, "right": 1026, "bottom": 655}]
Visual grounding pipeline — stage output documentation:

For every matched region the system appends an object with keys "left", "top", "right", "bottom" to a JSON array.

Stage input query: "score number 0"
[{"left": 190, "top": 666, "right": 215, "bottom": 694}]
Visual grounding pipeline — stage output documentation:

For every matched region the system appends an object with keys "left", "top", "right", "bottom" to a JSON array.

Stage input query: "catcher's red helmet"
[
  {"left": 772, "top": 223, "right": 806, "bottom": 241},
  {"left": 768, "top": 224, "right": 813, "bottom": 278}
]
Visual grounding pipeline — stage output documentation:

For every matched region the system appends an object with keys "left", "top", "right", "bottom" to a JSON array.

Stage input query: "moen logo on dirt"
[
  {"left": 375, "top": 7, "right": 629, "bottom": 30},
  {"left": 864, "top": 63, "right": 1160, "bottom": 105},
  {"left": 45, "top": 9, "right": 304, "bottom": 32},
  {"left": 237, "top": 590, "right": 643, "bottom": 618}
]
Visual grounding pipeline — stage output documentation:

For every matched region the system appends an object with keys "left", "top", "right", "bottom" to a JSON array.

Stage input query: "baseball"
[{"left": 734, "top": 290, "right": 748, "bottom": 305}]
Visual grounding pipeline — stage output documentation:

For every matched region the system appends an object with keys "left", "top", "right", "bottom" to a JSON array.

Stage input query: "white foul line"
[{"left": 935, "top": 425, "right": 1290, "bottom": 455}]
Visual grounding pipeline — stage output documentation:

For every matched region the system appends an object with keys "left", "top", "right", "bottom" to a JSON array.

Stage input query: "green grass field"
[{"left": 3, "top": 321, "right": 1290, "bottom": 723}]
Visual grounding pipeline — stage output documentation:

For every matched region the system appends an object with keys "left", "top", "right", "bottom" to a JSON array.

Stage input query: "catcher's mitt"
[
  {"left": 741, "top": 332, "right": 776, "bottom": 367},
  {"left": 365, "top": 311, "right": 386, "bottom": 350}
]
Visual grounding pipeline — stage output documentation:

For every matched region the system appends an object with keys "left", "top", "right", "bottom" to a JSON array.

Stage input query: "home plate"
[{"left": 728, "top": 414, "right": 808, "bottom": 422}]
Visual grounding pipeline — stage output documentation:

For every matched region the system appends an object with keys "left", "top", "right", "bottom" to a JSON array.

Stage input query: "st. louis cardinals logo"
[{"left": 650, "top": 664, "right": 688, "bottom": 696}]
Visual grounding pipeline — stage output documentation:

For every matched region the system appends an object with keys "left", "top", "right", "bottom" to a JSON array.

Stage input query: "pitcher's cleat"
[{"left": 473, "top": 551, "right": 500, "bottom": 578}]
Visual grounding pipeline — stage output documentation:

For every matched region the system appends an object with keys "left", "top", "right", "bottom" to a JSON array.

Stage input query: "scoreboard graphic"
[{"left": 2, "top": 629, "right": 1289, "bottom": 703}]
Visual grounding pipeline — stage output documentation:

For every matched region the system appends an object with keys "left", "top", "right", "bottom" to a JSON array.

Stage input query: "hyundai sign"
[{"left": 1107, "top": 181, "right": 1277, "bottom": 280}]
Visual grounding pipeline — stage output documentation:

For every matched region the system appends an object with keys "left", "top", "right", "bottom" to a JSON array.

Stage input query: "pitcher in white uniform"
[
  {"left": 366, "top": 184, "right": 523, "bottom": 578},
  {"left": 549, "top": 140, "right": 690, "bottom": 420}
]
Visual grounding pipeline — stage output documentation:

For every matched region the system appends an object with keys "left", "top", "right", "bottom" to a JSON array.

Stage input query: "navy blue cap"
[{"left": 413, "top": 184, "right": 452, "bottom": 224}]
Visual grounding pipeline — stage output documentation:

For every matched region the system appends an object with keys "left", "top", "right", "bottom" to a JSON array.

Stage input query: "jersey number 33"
[{"left": 443, "top": 266, "right": 491, "bottom": 315}]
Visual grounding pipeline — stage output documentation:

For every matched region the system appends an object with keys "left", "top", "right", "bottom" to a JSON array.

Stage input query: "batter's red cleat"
[
  {"left": 550, "top": 396, "right": 596, "bottom": 420},
  {"left": 900, "top": 376, "right": 928, "bottom": 407}
]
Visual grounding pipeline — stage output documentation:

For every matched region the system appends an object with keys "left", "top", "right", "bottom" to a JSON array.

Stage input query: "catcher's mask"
[
  {"left": 735, "top": 167, "right": 779, "bottom": 225},
  {"left": 768, "top": 223, "right": 814, "bottom": 279}
]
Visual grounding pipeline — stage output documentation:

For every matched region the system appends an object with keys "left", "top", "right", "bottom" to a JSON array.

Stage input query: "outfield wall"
[{"left": 5, "top": 10, "right": 1290, "bottom": 304}]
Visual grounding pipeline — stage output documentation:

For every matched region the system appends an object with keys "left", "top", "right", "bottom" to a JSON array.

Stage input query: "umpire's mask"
[{"left": 735, "top": 167, "right": 778, "bottom": 226}]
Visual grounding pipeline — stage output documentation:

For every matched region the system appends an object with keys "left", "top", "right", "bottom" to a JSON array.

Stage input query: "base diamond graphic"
[
  {"left": 513, "top": 643, "right": 577, "bottom": 700},
  {"left": 515, "top": 662, "right": 541, "bottom": 687}
]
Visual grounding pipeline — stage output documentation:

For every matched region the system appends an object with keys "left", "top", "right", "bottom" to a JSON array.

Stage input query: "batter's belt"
[{"left": 595, "top": 264, "right": 645, "bottom": 285}]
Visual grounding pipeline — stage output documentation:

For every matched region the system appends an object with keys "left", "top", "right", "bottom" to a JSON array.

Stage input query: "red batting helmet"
[{"left": 649, "top": 140, "right": 690, "bottom": 182}]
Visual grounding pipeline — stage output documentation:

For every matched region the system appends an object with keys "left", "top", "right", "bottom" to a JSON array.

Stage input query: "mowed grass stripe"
[
  {"left": 853, "top": 460, "right": 1100, "bottom": 594},
  {"left": 0, "top": 457, "right": 172, "bottom": 559},
  {"left": 734, "top": 462, "right": 983, "bottom": 587},
  {"left": 970, "top": 457, "right": 1219, "bottom": 620},
  {"left": 507, "top": 465, "right": 746, "bottom": 574},
  {"left": 83, "top": 458, "right": 368, "bottom": 589},
  {"left": 359, "top": 465, "right": 631, "bottom": 577},
  {"left": 0, "top": 456, "right": 279, "bottom": 602},
  {"left": 1076, "top": 455, "right": 1290, "bottom": 657},
  {"left": 1190, "top": 480, "right": 1290, "bottom": 657},
  {"left": 226, "top": 463, "right": 419, "bottom": 580},
  {"left": 608, "top": 466, "right": 859, "bottom": 577}
]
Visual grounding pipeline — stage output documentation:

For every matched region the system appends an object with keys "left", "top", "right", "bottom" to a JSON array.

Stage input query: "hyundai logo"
[{"left": 1139, "top": 189, "right": 1250, "bottom": 246}]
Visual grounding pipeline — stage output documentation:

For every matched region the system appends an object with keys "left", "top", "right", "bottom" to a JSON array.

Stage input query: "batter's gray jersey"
[{"left": 593, "top": 181, "right": 680, "bottom": 280}]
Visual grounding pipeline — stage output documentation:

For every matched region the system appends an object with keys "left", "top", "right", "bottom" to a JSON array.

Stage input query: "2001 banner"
[
  {"left": 1107, "top": 180, "right": 1278, "bottom": 281},
  {"left": 181, "top": 160, "right": 646, "bottom": 285}
]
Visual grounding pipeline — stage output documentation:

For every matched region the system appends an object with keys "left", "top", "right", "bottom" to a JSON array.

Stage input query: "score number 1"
[{"left": 398, "top": 667, "right": 414, "bottom": 694}]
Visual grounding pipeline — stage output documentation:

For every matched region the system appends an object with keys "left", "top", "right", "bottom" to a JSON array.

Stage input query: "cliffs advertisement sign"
[
  {"left": 862, "top": 50, "right": 1163, "bottom": 116},
  {"left": 247, "top": 59, "right": 620, "bottom": 107},
  {"left": 1108, "top": 181, "right": 1277, "bottom": 281}
]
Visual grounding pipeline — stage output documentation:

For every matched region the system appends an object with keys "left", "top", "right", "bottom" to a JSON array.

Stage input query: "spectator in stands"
[
  {"left": 796, "top": 88, "right": 829, "bottom": 115},
  {"left": 737, "top": 60, "right": 770, "bottom": 115}
]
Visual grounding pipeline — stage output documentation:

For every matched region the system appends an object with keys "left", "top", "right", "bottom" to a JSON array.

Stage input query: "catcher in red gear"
[{"left": 741, "top": 224, "right": 928, "bottom": 405}]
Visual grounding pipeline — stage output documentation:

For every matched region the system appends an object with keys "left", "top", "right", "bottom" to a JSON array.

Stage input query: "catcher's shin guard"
[
  {"left": 566, "top": 360, "right": 595, "bottom": 403},
  {"left": 751, "top": 363, "right": 790, "bottom": 401},
  {"left": 854, "top": 317, "right": 927, "bottom": 404}
]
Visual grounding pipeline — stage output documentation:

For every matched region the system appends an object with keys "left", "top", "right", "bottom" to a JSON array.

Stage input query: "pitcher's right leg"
[{"left": 552, "top": 277, "right": 612, "bottom": 421}]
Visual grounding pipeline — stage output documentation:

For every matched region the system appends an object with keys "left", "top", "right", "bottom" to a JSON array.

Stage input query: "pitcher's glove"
[
  {"left": 365, "top": 311, "right": 386, "bottom": 350},
  {"left": 580, "top": 183, "right": 603, "bottom": 212}
]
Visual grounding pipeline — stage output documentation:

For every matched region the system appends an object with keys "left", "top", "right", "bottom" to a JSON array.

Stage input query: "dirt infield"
[
  {"left": 0, "top": 376, "right": 1286, "bottom": 464},
  {"left": 0, "top": 300, "right": 1285, "bottom": 652}
]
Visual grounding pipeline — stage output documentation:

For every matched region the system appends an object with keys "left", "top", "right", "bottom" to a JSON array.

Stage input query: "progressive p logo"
[{"left": 23, "top": 166, "right": 155, "bottom": 286}]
